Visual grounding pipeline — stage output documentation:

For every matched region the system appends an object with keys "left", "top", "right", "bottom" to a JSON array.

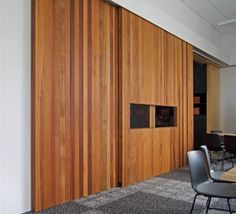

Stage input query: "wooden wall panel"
[
  {"left": 181, "top": 43, "right": 194, "bottom": 165},
  {"left": 126, "top": 11, "right": 165, "bottom": 105},
  {"left": 165, "top": 33, "right": 179, "bottom": 106},
  {"left": 32, "top": 0, "right": 71, "bottom": 209},
  {"left": 153, "top": 129, "right": 171, "bottom": 175},
  {"left": 187, "top": 44, "right": 194, "bottom": 153},
  {"left": 32, "top": 0, "right": 118, "bottom": 211},
  {"left": 119, "top": 8, "right": 193, "bottom": 185},
  {"left": 165, "top": 33, "right": 182, "bottom": 170},
  {"left": 207, "top": 64, "right": 221, "bottom": 132},
  {"left": 32, "top": 0, "right": 193, "bottom": 209}
]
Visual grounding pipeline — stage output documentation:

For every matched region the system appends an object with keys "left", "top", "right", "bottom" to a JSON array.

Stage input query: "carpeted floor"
[{"left": 27, "top": 163, "right": 236, "bottom": 214}]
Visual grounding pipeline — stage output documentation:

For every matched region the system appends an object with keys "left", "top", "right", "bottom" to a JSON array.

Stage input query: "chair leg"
[
  {"left": 190, "top": 194, "right": 198, "bottom": 214},
  {"left": 227, "top": 198, "right": 232, "bottom": 214},
  {"left": 205, "top": 197, "right": 211, "bottom": 214},
  {"left": 231, "top": 155, "right": 234, "bottom": 168},
  {"left": 221, "top": 151, "right": 226, "bottom": 171}
]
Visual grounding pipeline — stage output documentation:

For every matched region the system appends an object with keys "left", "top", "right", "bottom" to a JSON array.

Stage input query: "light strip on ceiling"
[{"left": 217, "top": 18, "right": 236, "bottom": 26}]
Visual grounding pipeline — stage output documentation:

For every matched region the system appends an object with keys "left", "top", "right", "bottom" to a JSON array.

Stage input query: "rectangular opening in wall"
[
  {"left": 155, "top": 106, "right": 176, "bottom": 127},
  {"left": 130, "top": 104, "right": 150, "bottom": 128}
]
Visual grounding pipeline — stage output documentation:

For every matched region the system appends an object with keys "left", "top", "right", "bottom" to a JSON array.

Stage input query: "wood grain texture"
[
  {"left": 119, "top": 8, "right": 193, "bottom": 185},
  {"left": 187, "top": 44, "right": 194, "bottom": 153},
  {"left": 207, "top": 63, "right": 221, "bottom": 132},
  {"left": 32, "top": 0, "right": 193, "bottom": 209},
  {"left": 32, "top": 0, "right": 118, "bottom": 211}
]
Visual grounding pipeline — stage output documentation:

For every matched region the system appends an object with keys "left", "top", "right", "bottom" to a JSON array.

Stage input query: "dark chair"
[
  {"left": 188, "top": 150, "right": 236, "bottom": 214},
  {"left": 201, "top": 145, "right": 235, "bottom": 183},
  {"left": 205, "top": 133, "right": 225, "bottom": 170},
  {"left": 224, "top": 135, "right": 236, "bottom": 168},
  {"left": 210, "top": 130, "right": 224, "bottom": 145}
]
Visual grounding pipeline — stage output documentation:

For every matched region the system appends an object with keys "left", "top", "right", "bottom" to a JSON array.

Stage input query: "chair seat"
[{"left": 197, "top": 182, "right": 236, "bottom": 198}]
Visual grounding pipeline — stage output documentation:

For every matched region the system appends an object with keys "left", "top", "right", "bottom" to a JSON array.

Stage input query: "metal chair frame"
[{"left": 188, "top": 150, "right": 236, "bottom": 214}]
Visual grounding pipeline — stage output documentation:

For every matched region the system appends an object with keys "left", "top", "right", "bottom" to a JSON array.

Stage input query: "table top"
[
  {"left": 211, "top": 133, "right": 236, "bottom": 136},
  {"left": 220, "top": 167, "right": 236, "bottom": 182}
]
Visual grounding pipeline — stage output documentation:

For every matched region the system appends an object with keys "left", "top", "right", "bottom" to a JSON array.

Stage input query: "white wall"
[
  {"left": 111, "top": 0, "right": 235, "bottom": 65},
  {"left": 220, "top": 66, "right": 236, "bottom": 133},
  {"left": 0, "top": 0, "right": 31, "bottom": 213},
  {"left": 222, "top": 32, "right": 236, "bottom": 66}
]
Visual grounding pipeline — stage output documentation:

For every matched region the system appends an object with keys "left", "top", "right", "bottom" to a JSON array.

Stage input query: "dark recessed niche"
[
  {"left": 130, "top": 104, "right": 150, "bottom": 128},
  {"left": 155, "top": 106, "right": 176, "bottom": 127}
]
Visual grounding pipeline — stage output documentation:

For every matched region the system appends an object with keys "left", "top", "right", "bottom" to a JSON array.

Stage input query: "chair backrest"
[
  {"left": 201, "top": 145, "right": 213, "bottom": 173},
  {"left": 187, "top": 150, "right": 210, "bottom": 192},
  {"left": 206, "top": 133, "right": 222, "bottom": 151},
  {"left": 210, "top": 130, "right": 224, "bottom": 144},
  {"left": 224, "top": 135, "right": 236, "bottom": 155}
]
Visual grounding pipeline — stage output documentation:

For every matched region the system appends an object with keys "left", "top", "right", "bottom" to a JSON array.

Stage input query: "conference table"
[
  {"left": 220, "top": 167, "right": 236, "bottom": 182},
  {"left": 217, "top": 133, "right": 236, "bottom": 136},
  {"left": 208, "top": 132, "right": 236, "bottom": 182}
]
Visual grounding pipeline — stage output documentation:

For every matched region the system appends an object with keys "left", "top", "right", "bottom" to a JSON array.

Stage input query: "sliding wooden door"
[
  {"left": 32, "top": 1, "right": 193, "bottom": 210},
  {"left": 119, "top": 8, "right": 193, "bottom": 186},
  {"left": 32, "top": 0, "right": 118, "bottom": 211}
]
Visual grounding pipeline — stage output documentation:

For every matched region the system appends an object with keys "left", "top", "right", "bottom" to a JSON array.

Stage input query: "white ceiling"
[{"left": 180, "top": 0, "right": 236, "bottom": 34}]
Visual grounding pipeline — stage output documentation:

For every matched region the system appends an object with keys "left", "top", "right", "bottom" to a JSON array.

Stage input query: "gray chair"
[
  {"left": 210, "top": 130, "right": 224, "bottom": 145},
  {"left": 188, "top": 150, "right": 236, "bottom": 214},
  {"left": 205, "top": 133, "right": 225, "bottom": 170},
  {"left": 224, "top": 135, "right": 236, "bottom": 168},
  {"left": 201, "top": 145, "right": 235, "bottom": 183}
]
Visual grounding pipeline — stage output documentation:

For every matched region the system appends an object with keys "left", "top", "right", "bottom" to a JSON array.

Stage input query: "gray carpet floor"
[{"left": 27, "top": 162, "right": 236, "bottom": 214}]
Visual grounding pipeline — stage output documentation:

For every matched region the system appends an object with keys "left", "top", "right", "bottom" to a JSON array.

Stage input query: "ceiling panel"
[
  {"left": 209, "top": 0, "right": 235, "bottom": 6},
  {"left": 180, "top": 0, "right": 236, "bottom": 35},
  {"left": 181, "top": 0, "right": 212, "bottom": 11},
  {"left": 197, "top": 8, "right": 226, "bottom": 26},
  {"left": 215, "top": 2, "right": 236, "bottom": 19}
]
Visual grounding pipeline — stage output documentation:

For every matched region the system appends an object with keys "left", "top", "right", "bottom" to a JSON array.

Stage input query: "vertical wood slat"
[
  {"left": 119, "top": 8, "right": 193, "bottom": 186},
  {"left": 206, "top": 63, "right": 221, "bottom": 132},
  {"left": 187, "top": 44, "right": 194, "bottom": 153},
  {"left": 32, "top": 0, "right": 118, "bottom": 211},
  {"left": 32, "top": 0, "right": 72, "bottom": 209},
  {"left": 82, "top": 0, "right": 89, "bottom": 196}
]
